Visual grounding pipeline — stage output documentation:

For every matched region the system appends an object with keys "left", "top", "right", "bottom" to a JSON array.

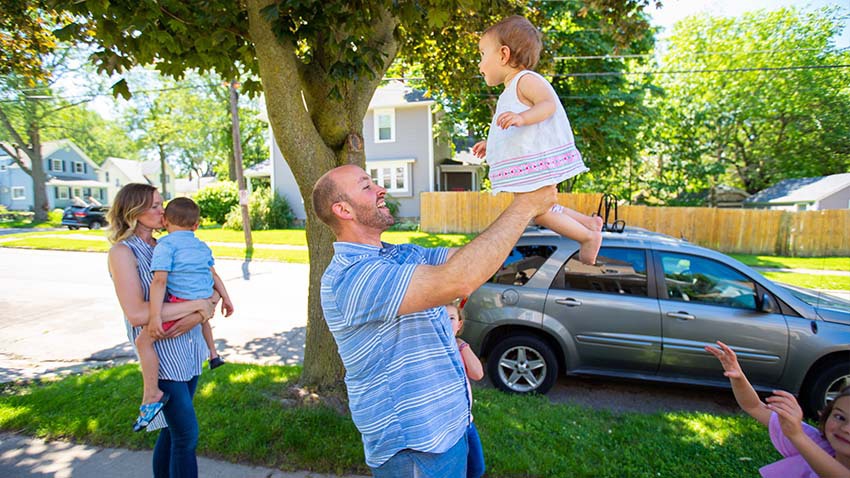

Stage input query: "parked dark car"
[
  {"left": 61, "top": 205, "right": 109, "bottom": 230},
  {"left": 461, "top": 226, "right": 850, "bottom": 417}
]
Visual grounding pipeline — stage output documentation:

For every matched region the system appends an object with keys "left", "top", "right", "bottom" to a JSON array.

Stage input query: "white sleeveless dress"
[{"left": 486, "top": 70, "right": 587, "bottom": 192}]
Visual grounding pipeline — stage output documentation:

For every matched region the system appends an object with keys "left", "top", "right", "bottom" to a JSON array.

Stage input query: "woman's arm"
[{"left": 108, "top": 244, "right": 216, "bottom": 327}]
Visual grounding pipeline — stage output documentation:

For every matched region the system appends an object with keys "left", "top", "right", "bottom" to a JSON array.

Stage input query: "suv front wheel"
[
  {"left": 803, "top": 361, "right": 850, "bottom": 418},
  {"left": 487, "top": 334, "right": 558, "bottom": 394}
]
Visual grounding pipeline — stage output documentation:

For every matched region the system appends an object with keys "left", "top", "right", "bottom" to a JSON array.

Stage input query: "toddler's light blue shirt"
[{"left": 150, "top": 230, "right": 214, "bottom": 300}]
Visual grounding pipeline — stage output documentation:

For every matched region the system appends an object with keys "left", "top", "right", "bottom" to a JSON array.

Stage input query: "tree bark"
[
  {"left": 246, "top": 0, "right": 400, "bottom": 394},
  {"left": 158, "top": 143, "right": 168, "bottom": 199},
  {"left": 27, "top": 124, "right": 49, "bottom": 221}
]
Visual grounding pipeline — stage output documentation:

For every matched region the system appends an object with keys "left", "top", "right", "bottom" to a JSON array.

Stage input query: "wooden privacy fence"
[{"left": 420, "top": 192, "right": 850, "bottom": 256}]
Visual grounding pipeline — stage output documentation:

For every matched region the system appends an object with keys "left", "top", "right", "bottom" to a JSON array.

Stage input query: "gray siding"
[
  {"left": 819, "top": 186, "right": 850, "bottom": 210},
  {"left": 271, "top": 139, "right": 307, "bottom": 220},
  {"left": 0, "top": 160, "right": 34, "bottom": 211}
]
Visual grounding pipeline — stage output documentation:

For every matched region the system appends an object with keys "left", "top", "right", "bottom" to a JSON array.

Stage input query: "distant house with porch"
[
  {"left": 266, "top": 82, "right": 482, "bottom": 221},
  {"left": 100, "top": 157, "right": 177, "bottom": 204},
  {"left": 0, "top": 139, "right": 108, "bottom": 211},
  {"left": 744, "top": 173, "right": 850, "bottom": 211}
]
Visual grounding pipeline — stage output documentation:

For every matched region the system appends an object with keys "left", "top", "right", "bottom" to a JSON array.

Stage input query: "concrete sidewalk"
[{"left": 0, "top": 433, "right": 368, "bottom": 478}]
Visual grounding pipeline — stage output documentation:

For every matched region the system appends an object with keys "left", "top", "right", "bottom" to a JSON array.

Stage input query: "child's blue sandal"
[{"left": 132, "top": 392, "right": 170, "bottom": 432}]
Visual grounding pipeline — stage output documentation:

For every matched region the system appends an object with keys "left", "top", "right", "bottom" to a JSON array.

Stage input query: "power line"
[
  {"left": 553, "top": 47, "right": 829, "bottom": 61},
  {"left": 558, "top": 63, "right": 850, "bottom": 77}
]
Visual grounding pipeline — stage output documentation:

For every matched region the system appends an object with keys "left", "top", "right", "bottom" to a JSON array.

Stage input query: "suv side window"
[
  {"left": 659, "top": 252, "right": 757, "bottom": 310},
  {"left": 490, "top": 245, "right": 557, "bottom": 286},
  {"left": 555, "top": 247, "right": 649, "bottom": 296}
]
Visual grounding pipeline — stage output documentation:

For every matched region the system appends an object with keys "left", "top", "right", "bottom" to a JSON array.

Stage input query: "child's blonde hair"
[{"left": 484, "top": 15, "right": 543, "bottom": 70}]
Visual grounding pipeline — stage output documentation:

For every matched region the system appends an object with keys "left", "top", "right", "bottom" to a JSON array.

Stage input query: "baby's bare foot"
[
  {"left": 578, "top": 231, "right": 602, "bottom": 265},
  {"left": 590, "top": 215, "right": 604, "bottom": 232}
]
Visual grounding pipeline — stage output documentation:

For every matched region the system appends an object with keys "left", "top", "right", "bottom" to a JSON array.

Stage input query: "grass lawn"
[
  {"left": 0, "top": 363, "right": 779, "bottom": 477},
  {"left": 761, "top": 271, "right": 850, "bottom": 291},
  {"left": 730, "top": 254, "right": 850, "bottom": 272}
]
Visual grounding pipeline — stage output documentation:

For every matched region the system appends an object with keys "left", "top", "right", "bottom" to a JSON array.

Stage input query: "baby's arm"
[
  {"left": 211, "top": 266, "right": 234, "bottom": 317},
  {"left": 148, "top": 271, "right": 169, "bottom": 339},
  {"left": 458, "top": 339, "right": 484, "bottom": 381},
  {"left": 497, "top": 74, "right": 557, "bottom": 130},
  {"left": 767, "top": 390, "right": 850, "bottom": 477},
  {"left": 705, "top": 341, "right": 771, "bottom": 426}
]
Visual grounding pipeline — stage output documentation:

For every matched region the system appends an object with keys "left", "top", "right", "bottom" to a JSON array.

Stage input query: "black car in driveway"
[{"left": 61, "top": 205, "right": 109, "bottom": 230}]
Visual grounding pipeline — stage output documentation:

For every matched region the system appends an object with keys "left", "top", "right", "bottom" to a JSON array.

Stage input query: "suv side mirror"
[{"left": 760, "top": 293, "right": 778, "bottom": 313}]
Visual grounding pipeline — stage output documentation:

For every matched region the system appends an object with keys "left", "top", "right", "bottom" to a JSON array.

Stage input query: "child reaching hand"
[
  {"left": 473, "top": 15, "right": 602, "bottom": 265},
  {"left": 706, "top": 341, "right": 850, "bottom": 477},
  {"left": 447, "top": 303, "right": 486, "bottom": 478},
  {"left": 133, "top": 197, "right": 235, "bottom": 432}
]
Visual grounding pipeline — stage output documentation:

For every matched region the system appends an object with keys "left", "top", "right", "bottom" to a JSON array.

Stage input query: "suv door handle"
[
  {"left": 555, "top": 298, "right": 582, "bottom": 307},
  {"left": 667, "top": 311, "right": 695, "bottom": 320}
]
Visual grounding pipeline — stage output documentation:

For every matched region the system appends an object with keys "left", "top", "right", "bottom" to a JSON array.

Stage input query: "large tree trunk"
[
  {"left": 158, "top": 144, "right": 168, "bottom": 198},
  {"left": 246, "top": 0, "right": 399, "bottom": 395},
  {"left": 28, "top": 125, "right": 49, "bottom": 221}
]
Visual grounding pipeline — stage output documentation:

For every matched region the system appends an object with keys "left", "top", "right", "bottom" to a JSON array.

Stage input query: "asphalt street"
[{"left": 0, "top": 247, "right": 310, "bottom": 383}]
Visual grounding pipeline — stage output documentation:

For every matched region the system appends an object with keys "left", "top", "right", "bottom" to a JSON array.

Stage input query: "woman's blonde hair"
[{"left": 107, "top": 183, "right": 158, "bottom": 244}]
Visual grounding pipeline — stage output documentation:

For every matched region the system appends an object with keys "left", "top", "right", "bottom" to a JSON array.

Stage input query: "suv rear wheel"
[
  {"left": 486, "top": 334, "right": 558, "bottom": 394},
  {"left": 90, "top": 221, "right": 102, "bottom": 230},
  {"left": 803, "top": 361, "right": 850, "bottom": 418}
]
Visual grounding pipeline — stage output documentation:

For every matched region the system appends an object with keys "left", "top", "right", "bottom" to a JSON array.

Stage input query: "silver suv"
[{"left": 461, "top": 227, "right": 850, "bottom": 417}]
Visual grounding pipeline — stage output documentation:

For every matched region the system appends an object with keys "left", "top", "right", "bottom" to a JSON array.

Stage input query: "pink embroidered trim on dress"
[{"left": 491, "top": 149, "right": 583, "bottom": 181}]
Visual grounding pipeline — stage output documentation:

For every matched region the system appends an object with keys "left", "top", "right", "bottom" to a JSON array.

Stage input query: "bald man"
[{"left": 312, "top": 165, "right": 555, "bottom": 477}]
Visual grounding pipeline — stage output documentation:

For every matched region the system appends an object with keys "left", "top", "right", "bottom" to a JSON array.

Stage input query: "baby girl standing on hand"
[{"left": 473, "top": 15, "right": 602, "bottom": 265}]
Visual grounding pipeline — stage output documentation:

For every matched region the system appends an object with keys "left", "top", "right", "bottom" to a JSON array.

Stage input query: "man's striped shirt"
[{"left": 321, "top": 242, "right": 469, "bottom": 467}]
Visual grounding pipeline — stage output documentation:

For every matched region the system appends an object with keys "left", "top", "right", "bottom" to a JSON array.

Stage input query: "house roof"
[
  {"left": 244, "top": 159, "right": 271, "bottom": 178},
  {"left": 0, "top": 139, "right": 97, "bottom": 169},
  {"left": 104, "top": 157, "right": 165, "bottom": 184},
  {"left": 175, "top": 176, "right": 218, "bottom": 194},
  {"left": 369, "top": 81, "right": 434, "bottom": 110},
  {"left": 744, "top": 173, "right": 850, "bottom": 205}
]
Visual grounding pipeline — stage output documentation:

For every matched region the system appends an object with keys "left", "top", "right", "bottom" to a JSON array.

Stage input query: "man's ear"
[
  {"left": 499, "top": 45, "right": 511, "bottom": 65},
  {"left": 331, "top": 201, "right": 353, "bottom": 221}
]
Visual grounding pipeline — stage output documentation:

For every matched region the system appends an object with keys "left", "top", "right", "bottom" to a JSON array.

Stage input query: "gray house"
[
  {"left": 269, "top": 82, "right": 480, "bottom": 221},
  {"left": 0, "top": 140, "right": 108, "bottom": 211},
  {"left": 744, "top": 173, "right": 850, "bottom": 211}
]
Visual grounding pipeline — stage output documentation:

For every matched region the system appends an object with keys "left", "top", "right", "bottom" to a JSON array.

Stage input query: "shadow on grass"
[{"left": 0, "top": 364, "right": 367, "bottom": 475}]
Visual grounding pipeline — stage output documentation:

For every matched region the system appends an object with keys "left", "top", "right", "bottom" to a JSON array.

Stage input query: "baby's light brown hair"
[
  {"left": 164, "top": 197, "right": 200, "bottom": 228},
  {"left": 484, "top": 15, "right": 543, "bottom": 71}
]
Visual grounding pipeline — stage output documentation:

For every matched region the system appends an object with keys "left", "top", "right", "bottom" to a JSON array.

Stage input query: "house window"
[
  {"left": 73, "top": 162, "right": 84, "bottom": 173},
  {"left": 796, "top": 204, "right": 808, "bottom": 211},
  {"left": 105, "top": 171, "right": 109, "bottom": 182},
  {"left": 73, "top": 187, "right": 81, "bottom": 198},
  {"left": 374, "top": 109, "right": 396, "bottom": 143},
  {"left": 366, "top": 160, "right": 413, "bottom": 197},
  {"left": 115, "top": 178, "right": 120, "bottom": 187},
  {"left": 50, "top": 159, "right": 63, "bottom": 172},
  {"left": 11, "top": 187, "right": 25, "bottom": 200},
  {"left": 58, "top": 187, "right": 69, "bottom": 200},
  {"left": 0, "top": 163, "right": 6, "bottom": 172}
]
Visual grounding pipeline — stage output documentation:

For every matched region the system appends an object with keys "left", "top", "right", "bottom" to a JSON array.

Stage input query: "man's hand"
[
  {"left": 704, "top": 341, "right": 744, "bottom": 379},
  {"left": 221, "top": 297, "right": 234, "bottom": 317},
  {"left": 497, "top": 111, "right": 525, "bottom": 129},
  {"left": 513, "top": 185, "right": 558, "bottom": 218},
  {"left": 164, "top": 313, "right": 203, "bottom": 338},
  {"left": 472, "top": 140, "right": 487, "bottom": 159}
]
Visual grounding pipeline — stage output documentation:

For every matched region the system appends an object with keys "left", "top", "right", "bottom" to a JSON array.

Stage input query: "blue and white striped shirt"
[
  {"left": 121, "top": 235, "right": 209, "bottom": 430},
  {"left": 321, "top": 242, "right": 469, "bottom": 467}
]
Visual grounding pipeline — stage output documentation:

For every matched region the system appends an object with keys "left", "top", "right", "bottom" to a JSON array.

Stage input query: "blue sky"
[{"left": 648, "top": 0, "right": 850, "bottom": 48}]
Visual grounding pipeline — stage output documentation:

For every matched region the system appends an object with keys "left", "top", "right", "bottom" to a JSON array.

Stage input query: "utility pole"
[{"left": 229, "top": 80, "right": 253, "bottom": 252}]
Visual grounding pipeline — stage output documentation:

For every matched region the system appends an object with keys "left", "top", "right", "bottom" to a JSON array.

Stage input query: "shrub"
[
  {"left": 47, "top": 208, "right": 64, "bottom": 226},
  {"left": 384, "top": 194, "right": 401, "bottom": 220},
  {"left": 222, "top": 187, "right": 295, "bottom": 231},
  {"left": 194, "top": 181, "right": 238, "bottom": 224}
]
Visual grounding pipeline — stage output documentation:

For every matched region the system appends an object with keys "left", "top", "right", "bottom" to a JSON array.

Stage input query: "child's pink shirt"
[{"left": 760, "top": 412, "right": 835, "bottom": 477}]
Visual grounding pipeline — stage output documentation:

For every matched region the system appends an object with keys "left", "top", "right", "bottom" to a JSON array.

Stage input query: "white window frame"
[
  {"left": 11, "top": 186, "right": 25, "bottom": 200},
  {"left": 373, "top": 108, "right": 396, "bottom": 143},
  {"left": 366, "top": 159, "right": 414, "bottom": 197},
  {"left": 73, "top": 161, "right": 84, "bottom": 173},
  {"left": 58, "top": 187, "right": 69, "bottom": 200},
  {"left": 50, "top": 159, "right": 63, "bottom": 172}
]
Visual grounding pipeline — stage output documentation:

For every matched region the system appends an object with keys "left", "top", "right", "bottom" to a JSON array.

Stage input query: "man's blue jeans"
[
  {"left": 466, "top": 422, "right": 485, "bottom": 478},
  {"left": 371, "top": 432, "right": 468, "bottom": 478},
  {"left": 152, "top": 376, "right": 199, "bottom": 478}
]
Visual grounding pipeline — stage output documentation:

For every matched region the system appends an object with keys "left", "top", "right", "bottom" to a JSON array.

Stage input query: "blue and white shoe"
[{"left": 132, "top": 392, "right": 170, "bottom": 432}]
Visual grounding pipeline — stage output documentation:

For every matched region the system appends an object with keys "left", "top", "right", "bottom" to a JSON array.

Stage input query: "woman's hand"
[
  {"left": 164, "top": 312, "right": 203, "bottom": 338},
  {"left": 472, "top": 140, "right": 487, "bottom": 159},
  {"left": 766, "top": 390, "right": 805, "bottom": 439},
  {"left": 704, "top": 340, "right": 744, "bottom": 379}
]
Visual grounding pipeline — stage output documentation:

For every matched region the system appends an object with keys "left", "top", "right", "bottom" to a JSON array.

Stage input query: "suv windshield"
[{"left": 781, "top": 285, "right": 850, "bottom": 313}]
